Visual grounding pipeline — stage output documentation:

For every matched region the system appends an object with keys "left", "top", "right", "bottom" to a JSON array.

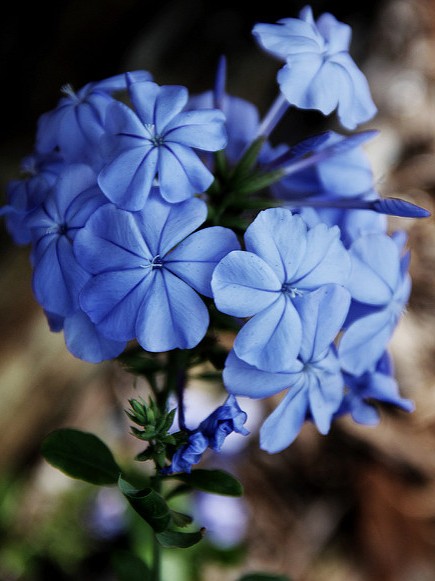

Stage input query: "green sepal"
[
  {"left": 41, "top": 428, "right": 120, "bottom": 486},
  {"left": 233, "top": 169, "right": 284, "bottom": 196},
  {"left": 237, "top": 575, "right": 292, "bottom": 581},
  {"left": 118, "top": 476, "right": 171, "bottom": 533},
  {"left": 166, "top": 469, "right": 243, "bottom": 497},
  {"left": 230, "top": 136, "right": 267, "bottom": 184},
  {"left": 111, "top": 550, "right": 151, "bottom": 581},
  {"left": 170, "top": 510, "right": 193, "bottom": 528},
  {"left": 156, "top": 528, "right": 205, "bottom": 548}
]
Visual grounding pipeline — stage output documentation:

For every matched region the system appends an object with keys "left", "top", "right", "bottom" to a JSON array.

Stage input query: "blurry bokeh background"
[{"left": 1, "top": 0, "right": 435, "bottom": 579}]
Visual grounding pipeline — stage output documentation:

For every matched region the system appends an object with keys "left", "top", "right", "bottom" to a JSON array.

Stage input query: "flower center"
[
  {"left": 144, "top": 123, "right": 165, "bottom": 147},
  {"left": 281, "top": 283, "right": 303, "bottom": 298}
]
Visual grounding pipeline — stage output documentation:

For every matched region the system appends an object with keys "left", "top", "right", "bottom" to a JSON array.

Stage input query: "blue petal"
[
  {"left": 127, "top": 80, "right": 159, "bottom": 126},
  {"left": 211, "top": 251, "right": 281, "bottom": 317},
  {"left": 33, "top": 236, "right": 89, "bottom": 316},
  {"left": 233, "top": 295, "right": 302, "bottom": 371},
  {"left": 306, "top": 354, "right": 344, "bottom": 433},
  {"left": 166, "top": 226, "right": 240, "bottom": 297},
  {"left": 98, "top": 145, "right": 158, "bottom": 211},
  {"left": 316, "top": 12, "right": 351, "bottom": 52},
  {"left": 252, "top": 19, "right": 323, "bottom": 60},
  {"left": 244, "top": 208, "right": 308, "bottom": 283},
  {"left": 223, "top": 349, "right": 302, "bottom": 398},
  {"left": 330, "top": 52, "right": 377, "bottom": 129},
  {"left": 294, "top": 284, "right": 350, "bottom": 361},
  {"left": 339, "top": 309, "right": 397, "bottom": 375},
  {"left": 74, "top": 205, "right": 152, "bottom": 273},
  {"left": 292, "top": 223, "right": 350, "bottom": 288},
  {"left": 64, "top": 311, "right": 126, "bottom": 363},
  {"left": 277, "top": 56, "right": 324, "bottom": 109},
  {"left": 51, "top": 164, "right": 97, "bottom": 218},
  {"left": 154, "top": 85, "right": 189, "bottom": 132},
  {"left": 80, "top": 269, "right": 152, "bottom": 341},
  {"left": 135, "top": 192, "right": 207, "bottom": 257},
  {"left": 136, "top": 270, "right": 209, "bottom": 351},
  {"left": 158, "top": 143, "right": 214, "bottom": 201},
  {"left": 347, "top": 234, "right": 400, "bottom": 305},
  {"left": 164, "top": 109, "right": 227, "bottom": 151},
  {"left": 260, "top": 387, "right": 309, "bottom": 453}
]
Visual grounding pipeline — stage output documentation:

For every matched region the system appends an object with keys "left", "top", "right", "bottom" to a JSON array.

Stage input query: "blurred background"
[{"left": 1, "top": 0, "right": 435, "bottom": 579}]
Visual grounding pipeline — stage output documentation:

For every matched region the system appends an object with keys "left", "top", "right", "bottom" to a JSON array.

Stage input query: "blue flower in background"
[
  {"left": 36, "top": 70, "right": 152, "bottom": 168},
  {"left": 75, "top": 190, "right": 240, "bottom": 352},
  {"left": 253, "top": 5, "right": 377, "bottom": 129},
  {"left": 339, "top": 232, "right": 411, "bottom": 375},
  {"left": 337, "top": 351, "right": 414, "bottom": 425},
  {"left": 164, "top": 395, "right": 249, "bottom": 474},
  {"left": 223, "top": 286, "right": 350, "bottom": 452},
  {"left": 212, "top": 207, "right": 350, "bottom": 371},
  {"left": 3, "top": 152, "right": 64, "bottom": 245},
  {"left": 26, "top": 164, "right": 107, "bottom": 317},
  {"left": 98, "top": 79, "right": 227, "bottom": 210}
]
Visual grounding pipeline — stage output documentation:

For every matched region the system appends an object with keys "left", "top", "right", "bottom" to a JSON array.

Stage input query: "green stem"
[{"left": 152, "top": 531, "right": 161, "bottom": 581}]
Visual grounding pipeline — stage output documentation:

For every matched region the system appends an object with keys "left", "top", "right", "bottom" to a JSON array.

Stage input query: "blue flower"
[
  {"left": 97, "top": 80, "right": 227, "bottom": 210},
  {"left": 337, "top": 351, "right": 414, "bottom": 425},
  {"left": 75, "top": 190, "right": 240, "bottom": 352},
  {"left": 223, "top": 286, "right": 350, "bottom": 453},
  {"left": 36, "top": 71, "right": 152, "bottom": 168},
  {"left": 253, "top": 5, "right": 377, "bottom": 129},
  {"left": 165, "top": 432, "right": 209, "bottom": 474},
  {"left": 198, "top": 394, "right": 250, "bottom": 451},
  {"left": 26, "top": 164, "right": 107, "bottom": 317},
  {"left": 211, "top": 207, "right": 350, "bottom": 371},
  {"left": 163, "top": 396, "right": 249, "bottom": 474},
  {"left": 3, "top": 152, "right": 64, "bottom": 245},
  {"left": 338, "top": 232, "right": 411, "bottom": 375}
]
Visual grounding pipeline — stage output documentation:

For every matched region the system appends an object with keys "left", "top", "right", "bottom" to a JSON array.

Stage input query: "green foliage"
[
  {"left": 169, "top": 469, "right": 243, "bottom": 497},
  {"left": 111, "top": 550, "right": 151, "bottom": 581},
  {"left": 156, "top": 528, "right": 205, "bottom": 549},
  {"left": 118, "top": 476, "right": 172, "bottom": 533},
  {"left": 41, "top": 428, "right": 120, "bottom": 485}
]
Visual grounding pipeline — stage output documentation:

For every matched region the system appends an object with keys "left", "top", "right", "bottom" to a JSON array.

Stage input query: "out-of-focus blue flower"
[
  {"left": 3, "top": 152, "right": 64, "bottom": 245},
  {"left": 253, "top": 5, "right": 377, "bottom": 129},
  {"left": 223, "top": 285, "right": 350, "bottom": 453},
  {"left": 212, "top": 207, "right": 350, "bottom": 371},
  {"left": 198, "top": 394, "right": 250, "bottom": 451},
  {"left": 271, "top": 131, "right": 376, "bottom": 201},
  {"left": 27, "top": 164, "right": 107, "bottom": 317},
  {"left": 337, "top": 351, "right": 414, "bottom": 424},
  {"left": 163, "top": 395, "right": 249, "bottom": 474},
  {"left": 98, "top": 79, "right": 227, "bottom": 210},
  {"left": 36, "top": 71, "right": 152, "bottom": 168},
  {"left": 75, "top": 190, "right": 240, "bottom": 352},
  {"left": 339, "top": 232, "right": 411, "bottom": 375}
]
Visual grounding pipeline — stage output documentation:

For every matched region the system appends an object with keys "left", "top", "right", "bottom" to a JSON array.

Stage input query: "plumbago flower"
[
  {"left": 253, "top": 5, "right": 377, "bottom": 129},
  {"left": 36, "top": 71, "right": 153, "bottom": 169},
  {"left": 75, "top": 190, "right": 240, "bottom": 352},
  {"left": 339, "top": 231, "right": 412, "bottom": 375},
  {"left": 223, "top": 286, "right": 350, "bottom": 453},
  {"left": 98, "top": 78, "right": 227, "bottom": 210},
  {"left": 25, "top": 163, "right": 126, "bottom": 362},
  {"left": 164, "top": 395, "right": 249, "bottom": 474},
  {"left": 212, "top": 207, "right": 350, "bottom": 371}
]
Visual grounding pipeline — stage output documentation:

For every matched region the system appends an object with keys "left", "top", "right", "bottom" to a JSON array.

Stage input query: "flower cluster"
[{"left": 2, "top": 5, "right": 428, "bottom": 460}]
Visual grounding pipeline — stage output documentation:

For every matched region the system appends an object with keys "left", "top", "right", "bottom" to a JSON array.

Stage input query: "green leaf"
[
  {"left": 230, "top": 136, "right": 266, "bottom": 183},
  {"left": 41, "top": 428, "right": 120, "bottom": 485},
  {"left": 238, "top": 575, "right": 292, "bottom": 581},
  {"left": 111, "top": 550, "right": 151, "bottom": 581},
  {"left": 170, "top": 510, "right": 193, "bottom": 528},
  {"left": 118, "top": 476, "right": 171, "bottom": 533},
  {"left": 156, "top": 528, "right": 205, "bottom": 548},
  {"left": 172, "top": 469, "right": 243, "bottom": 496}
]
